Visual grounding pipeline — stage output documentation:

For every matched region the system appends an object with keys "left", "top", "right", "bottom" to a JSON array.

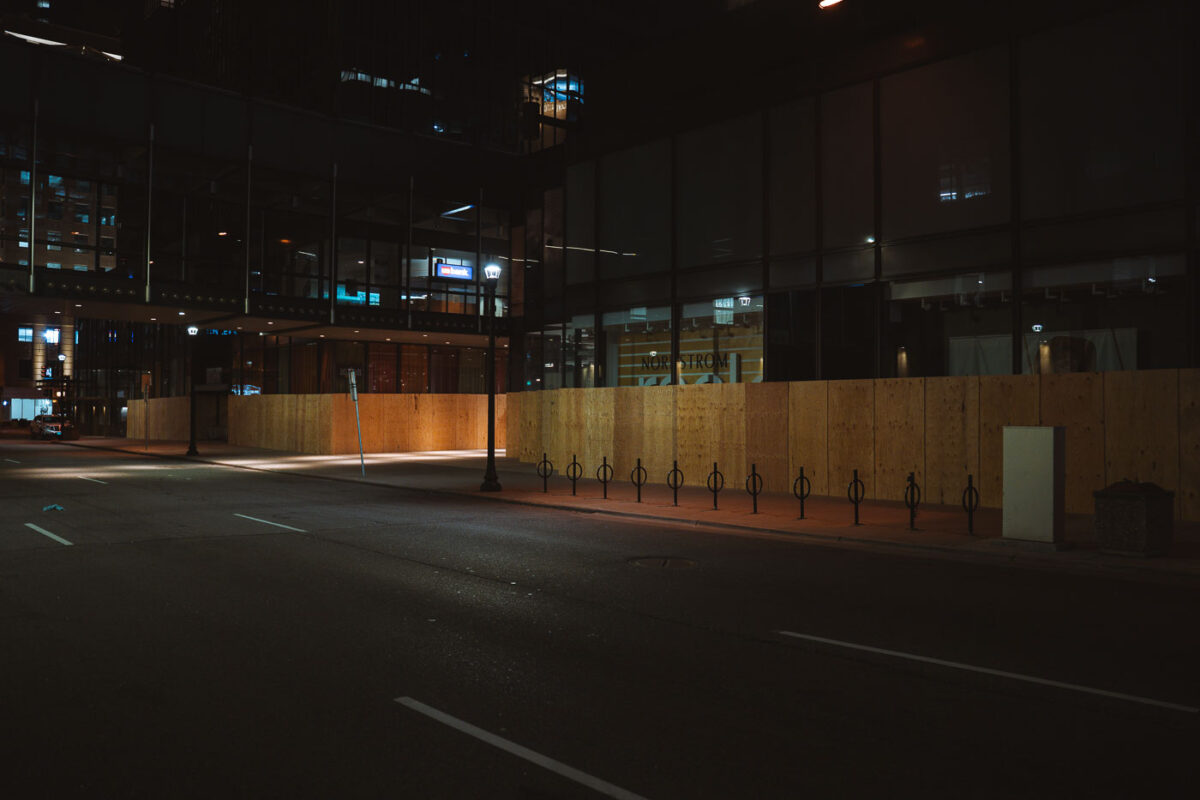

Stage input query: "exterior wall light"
[
  {"left": 818, "top": 0, "right": 844, "bottom": 8},
  {"left": 1031, "top": 323, "right": 1043, "bottom": 333}
]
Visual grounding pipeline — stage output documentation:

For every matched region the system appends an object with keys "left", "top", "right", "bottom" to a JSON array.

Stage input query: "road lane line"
[
  {"left": 394, "top": 697, "right": 650, "bottom": 800},
  {"left": 776, "top": 630, "right": 1198, "bottom": 714},
  {"left": 24, "top": 523, "right": 73, "bottom": 546},
  {"left": 233, "top": 513, "right": 306, "bottom": 533},
  {"left": 4, "top": 458, "right": 19, "bottom": 463},
  {"left": 78, "top": 476, "right": 108, "bottom": 484}
]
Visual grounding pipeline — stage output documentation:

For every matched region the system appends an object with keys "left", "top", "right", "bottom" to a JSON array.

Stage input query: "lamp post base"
[
  {"left": 480, "top": 475, "right": 502, "bottom": 492},
  {"left": 186, "top": 445, "right": 198, "bottom": 456}
]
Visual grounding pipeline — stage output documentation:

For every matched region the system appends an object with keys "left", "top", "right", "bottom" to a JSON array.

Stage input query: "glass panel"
[
  {"left": 881, "top": 46, "right": 1010, "bottom": 239},
  {"left": 565, "top": 162, "right": 594, "bottom": 285},
  {"left": 769, "top": 97, "right": 816, "bottom": 256},
  {"left": 372, "top": 240, "right": 401, "bottom": 308},
  {"left": 564, "top": 313, "right": 596, "bottom": 388},
  {"left": 678, "top": 297, "right": 764, "bottom": 384},
  {"left": 400, "top": 344, "right": 428, "bottom": 392},
  {"left": 820, "top": 285, "right": 875, "bottom": 379},
  {"left": 676, "top": 114, "right": 762, "bottom": 268},
  {"left": 1021, "top": 3, "right": 1185, "bottom": 218},
  {"left": 458, "top": 348, "right": 485, "bottom": 393},
  {"left": 766, "top": 290, "right": 817, "bottom": 381},
  {"left": 601, "top": 305, "right": 672, "bottom": 387},
  {"left": 821, "top": 83, "right": 874, "bottom": 249},
  {"left": 1020, "top": 254, "right": 1188, "bottom": 372},
  {"left": 540, "top": 324, "right": 563, "bottom": 390},
  {"left": 368, "top": 343, "right": 397, "bottom": 392},
  {"left": 430, "top": 346, "right": 458, "bottom": 392},
  {"left": 337, "top": 237, "right": 369, "bottom": 305},
  {"left": 887, "top": 272, "right": 1013, "bottom": 377},
  {"left": 598, "top": 139, "right": 670, "bottom": 279},
  {"left": 543, "top": 188, "right": 563, "bottom": 301}
]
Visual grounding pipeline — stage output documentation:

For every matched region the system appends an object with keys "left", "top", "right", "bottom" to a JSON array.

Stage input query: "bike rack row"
[{"left": 535, "top": 453, "right": 983, "bottom": 533}]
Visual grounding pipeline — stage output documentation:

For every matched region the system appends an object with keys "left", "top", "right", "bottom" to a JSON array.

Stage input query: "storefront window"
[
  {"left": 887, "top": 272, "right": 1013, "bottom": 377},
  {"left": 564, "top": 314, "right": 596, "bottom": 388},
  {"left": 1020, "top": 254, "right": 1187, "bottom": 373},
  {"left": 601, "top": 306, "right": 672, "bottom": 386},
  {"left": 678, "top": 297, "right": 764, "bottom": 384}
]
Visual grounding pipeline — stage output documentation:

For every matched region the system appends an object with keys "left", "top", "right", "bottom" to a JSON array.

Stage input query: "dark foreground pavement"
[{"left": 1, "top": 436, "right": 1197, "bottom": 798}]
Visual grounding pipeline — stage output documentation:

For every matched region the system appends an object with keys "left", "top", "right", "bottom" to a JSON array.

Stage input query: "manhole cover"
[{"left": 628, "top": 557, "right": 697, "bottom": 570}]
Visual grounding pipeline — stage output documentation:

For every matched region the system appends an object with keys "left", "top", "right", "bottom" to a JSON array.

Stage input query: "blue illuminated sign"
[{"left": 434, "top": 261, "right": 474, "bottom": 281}]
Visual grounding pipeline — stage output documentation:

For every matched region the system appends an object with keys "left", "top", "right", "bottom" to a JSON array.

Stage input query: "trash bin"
[{"left": 1093, "top": 481, "right": 1175, "bottom": 556}]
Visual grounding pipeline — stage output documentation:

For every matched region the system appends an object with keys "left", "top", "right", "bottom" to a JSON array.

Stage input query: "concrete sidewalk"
[{"left": 64, "top": 436, "right": 1200, "bottom": 582}]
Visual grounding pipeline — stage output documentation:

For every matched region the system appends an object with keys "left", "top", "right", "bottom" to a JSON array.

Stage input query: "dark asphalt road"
[{"left": 1, "top": 438, "right": 1197, "bottom": 798}]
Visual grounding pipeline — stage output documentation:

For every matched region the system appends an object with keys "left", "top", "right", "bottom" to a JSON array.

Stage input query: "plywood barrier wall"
[
  {"left": 1180, "top": 369, "right": 1200, "bottom": 521},
  {"left": 746, "top": 382, "right": 789, "bottom": 493},
  {"left": 126, "top": 397, "right": 191, "bottom": 442},
  {"left": 828, "top": 380, "right": 875, "bottom": 500},
  {"left": 978, "top": 375, "right": 1039, "bottom": 510},
  {"left": 1104, "top": 370, "right": 1180, "bottom": 516},
  {"left": 874, "top": 379, "right": 924, "bottom": 502},
  {"left": 642, "top": 385, "right": 677, "bottom": 481},
  {"left": 515, "top": 369, "right": 1200, "bottom": 521},
  {"left": 227, "top": 393, "right": 504, "bottom": 455},
  {"left": 788, "top": 381, "right": 828, "bottom": 497},
  {"left": 506, "top": 392, "right": 520, "bottom": 459},
  {"left": 1041, "top": 373, "right": 1105, "bottom": 514},
  {"left": 923, "top": 377, "right": 979, "bottom": 506}
]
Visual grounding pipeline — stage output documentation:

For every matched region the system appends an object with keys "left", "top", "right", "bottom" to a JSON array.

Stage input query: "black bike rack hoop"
[{"left": 793, "top": 466, "right": 812, "bottom": 520}]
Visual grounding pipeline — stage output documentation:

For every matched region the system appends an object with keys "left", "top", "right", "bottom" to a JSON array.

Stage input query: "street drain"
[{"left": 629, "top": 557, "right": 697, "bottom": 570}]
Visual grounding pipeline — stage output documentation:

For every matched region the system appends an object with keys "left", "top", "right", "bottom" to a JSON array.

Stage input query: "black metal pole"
[
  {"left": 480, "top": 278, "right": 501, "bottom": 491},
  {"left": 186, "top": 332, "right": 198, "bottom": 456}
]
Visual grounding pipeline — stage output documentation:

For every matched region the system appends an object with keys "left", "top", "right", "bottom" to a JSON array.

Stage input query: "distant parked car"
[{"left": 30, "top": 414, "right": 79, "bottom": 440}]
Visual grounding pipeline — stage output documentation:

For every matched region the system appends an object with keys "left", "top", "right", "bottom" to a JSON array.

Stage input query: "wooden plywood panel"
[
  {"left": 612, "top": 387, "right": 645, "bottom": 474},
  {"left": 431, "top": 394, "right": 458, "bottom": 450},
  {"left": 313, "top": 394, "right": 335, "bottom": 454},
  {"left": 675, "top": 384, "right": 711, "bottom": 488},
  {"left": 978, "top": 375, "right": 1039, "bottom": 509},
  {"left": 451, "top": 395, "right": 477, "bottom": 450},
  {"left": 329, "top": 394, "right": 353, "bottom": 453},
  {"left": 1180, "top": 369, "right": 1200, "bottom": 521},
  {"left": 520, "top": 391, "right": 543, "bottom": 462},
  {"left": 788, "top": 381, "right": 828, "bottom": 497},
  {"left": 745, "top": 382, "right": 788, "bottom": 493},
  {"left": 1105, "top": 369, "right": 1180, "bottom": 516},
  {"left": 641, "top": 385, "right": 677, "bottom": 483},
  {"left": 495, "top": 393, "right": 507, "bottom": 452},
  {"left": 558, "top": 389, "right": 586, "bottom": 468},
  {"left": 828, "top": 380, "right": 875, "bottom": 500},
  {"left": 225, "top": 396, "right": 244, "bottom": 446},
  {"left": 542, "top": 390, "right": 568, "bottom": 467},
  {"left": 376, "top": 395, "right": 397, "bottom": 452},
  {"left": 582, "top": 388, "right": 615, "bottom": 473},
  {"left": 1041, "top": 373, "right": 1105, "bottom": 514},
  {"left": 923, "top": 377, "right": 980, "bottom": 506},
  {"left": 874, "top": 378, "right": 923, "bottom": 502},
  {"left": 717, "top": 383, "right": 746, "bottom": 489}
]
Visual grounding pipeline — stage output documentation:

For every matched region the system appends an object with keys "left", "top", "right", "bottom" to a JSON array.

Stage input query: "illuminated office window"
[{"left": 17, "top": 327, "right": 33, "bottom": 343}]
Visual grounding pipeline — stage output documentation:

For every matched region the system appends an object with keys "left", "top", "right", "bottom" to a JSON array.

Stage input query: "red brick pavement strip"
[{"left": 57, "top": 437, "right": 1200, "bottom": 582}]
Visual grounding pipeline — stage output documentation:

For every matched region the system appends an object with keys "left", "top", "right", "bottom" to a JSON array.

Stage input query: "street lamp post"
[
  {"left": 480, "top": 262, "right": 502, "bottom": 491},
  {"left": 186, "top": 325, "right": 199, "bottom": 456}
]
